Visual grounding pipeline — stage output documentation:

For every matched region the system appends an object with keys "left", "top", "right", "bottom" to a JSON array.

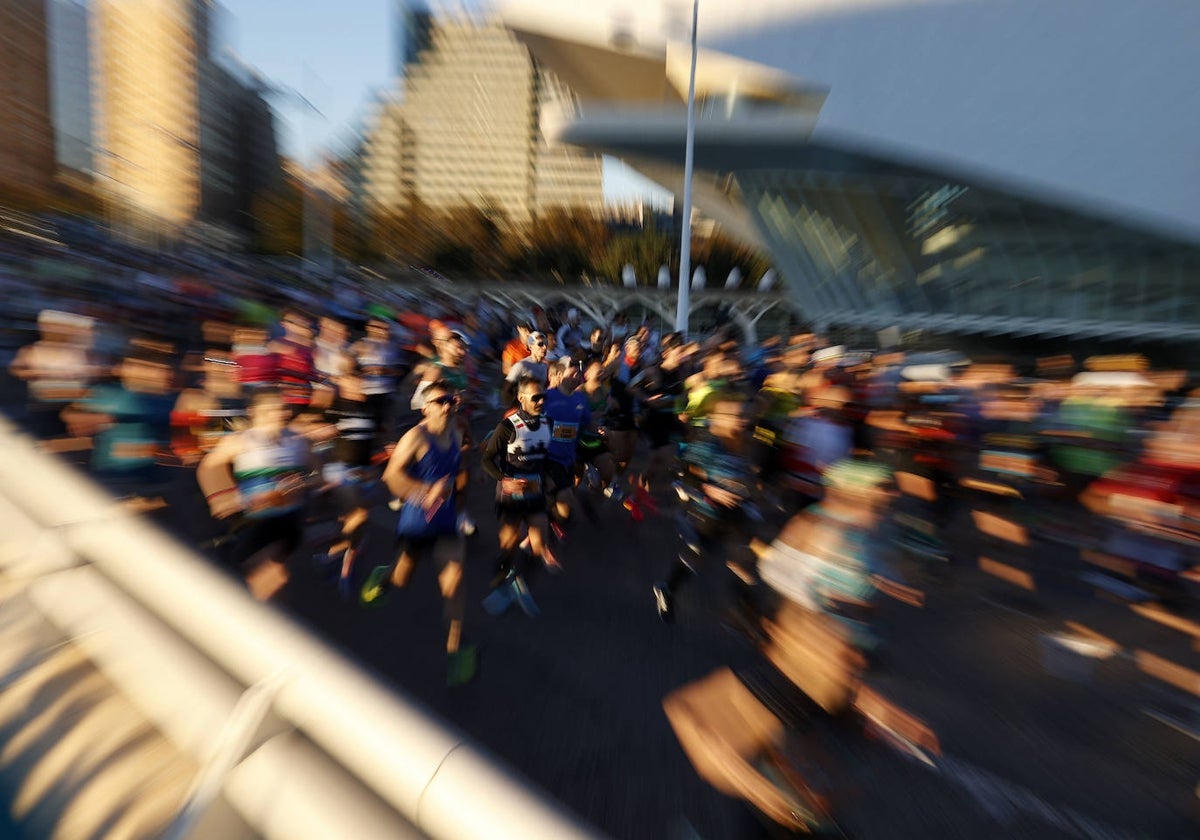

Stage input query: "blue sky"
[
  {"left": 219, "top": 0, "right": 667, "bottom": 204},
  {"left": 220, "top": 0, "right": 395, "bottom": 161}
]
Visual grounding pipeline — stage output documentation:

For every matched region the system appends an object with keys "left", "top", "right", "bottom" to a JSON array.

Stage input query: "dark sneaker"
[
  {"left": 311, "top": 552, "right": 340, "bottom": 581},
  {"left": 447, "top": 645, "right": 478, "bottom": 687},
  {"left": 359, "top": 565, "right": 392, "bottom": 606},
  {"left": 653, "top": 582, "right": 674, "bottom": 623},
  {"left": 488, "top": 560, "right": 514, "bottom": 590}
]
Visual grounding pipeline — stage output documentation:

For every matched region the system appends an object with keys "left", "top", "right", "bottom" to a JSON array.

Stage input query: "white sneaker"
[{"left": 457, "top": 512, "right": 476, "bottom": 536}]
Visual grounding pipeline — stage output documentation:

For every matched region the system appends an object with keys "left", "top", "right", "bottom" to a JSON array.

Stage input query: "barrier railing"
[{"left": 0, "top": 416, "right": 604, "bottom": 840}]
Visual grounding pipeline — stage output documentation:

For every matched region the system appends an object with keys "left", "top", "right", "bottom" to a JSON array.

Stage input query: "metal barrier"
[{"left": 0, "top": 416, "right": 604, "bottom": 840}]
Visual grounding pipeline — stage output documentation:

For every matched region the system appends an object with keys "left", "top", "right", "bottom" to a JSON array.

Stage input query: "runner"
[
  {"left": 60, "top": 340, "right": 177, "bottom": 506},
  {"left": 269, "top": 308, "right": 320, "bottom": 413},
  {"left": 197, "top": 388, "right": 318, "bottom": 601},
  {"left": 359, "top": 379, "right": 475, "bottom": 685},
  {"left": 351, "top": 317, "right": 402, "bottom": 445},
  {"left": 542, "top": 357, "right": 592, "bottom": 539},
  {"left": 170, "top": 350, "right": 245, "bottom": 466},
  {"left": 653, "top": 391, "right": 759, "bottom": 624},
  {"left": 316, "top": 360, "right": 387, "bottom": 598},
  {"left": 501, "top": 330, "right": 550, "bottom": 407},
  {"left": 501, "top": 319, "right": 534, "bottom": 375},
  {"left": 480, "top": 375, "right": 556, "bottom": 614},
  {"left": 409, "top": 329, "right": 476, "bottom": 535},
  {"left": 630, "top": 332, "right": 689, "bottom": 493},
  {"left": 556, "top": 308, "right": 585, "bottom": 359}
]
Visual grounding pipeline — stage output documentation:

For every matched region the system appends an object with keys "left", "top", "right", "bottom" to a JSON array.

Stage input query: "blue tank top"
[{"left": 396, "top": 427, "right": 461, "bottom": 537}]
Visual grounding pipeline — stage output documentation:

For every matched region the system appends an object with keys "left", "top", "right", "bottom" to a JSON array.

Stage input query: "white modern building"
[{"left": 501, "top": 0, "right": 1200, "bottom": 344}]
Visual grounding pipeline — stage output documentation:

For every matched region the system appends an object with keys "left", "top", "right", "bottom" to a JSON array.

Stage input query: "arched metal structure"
[{"left": 399, "top": 276, "right": 799, "bottom": 345}]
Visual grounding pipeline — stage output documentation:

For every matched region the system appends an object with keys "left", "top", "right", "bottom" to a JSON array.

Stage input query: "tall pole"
[{"left": 674, "top": 0, "right": 699, "bottom": 336}]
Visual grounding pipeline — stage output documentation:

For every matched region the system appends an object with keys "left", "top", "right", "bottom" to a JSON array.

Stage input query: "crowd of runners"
[{"left": 6, "top": 234, "right": 1200, "bottom": 831}]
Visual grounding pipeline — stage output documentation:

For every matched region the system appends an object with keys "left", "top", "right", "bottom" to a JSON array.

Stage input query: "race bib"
[{"left": 552, "top": 423, "right": 578, "bottom": 442}]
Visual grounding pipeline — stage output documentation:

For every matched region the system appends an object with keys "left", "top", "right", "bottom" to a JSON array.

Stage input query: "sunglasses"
[
  {"left": 527, "top": 393, "right": 547, "bottom": 402},
  {"left": 428, "top": 394, "right": 460, "bottom": 407},
  {"left": 533, "top": 341, "right": 546, "bottom": 347}
]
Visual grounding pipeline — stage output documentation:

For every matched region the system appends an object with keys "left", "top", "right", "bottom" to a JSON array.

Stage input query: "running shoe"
[
  {"left": 542, "top": 546, "right": 564, "bottom": 575},
  {"left": 488, "top": 560, "right": 514, "bottom": 590},
  {"left": 338, "top": 547, "right": 357, "bottom": 600},
  {"left": 482, "top": 579, "right": 516, "bottom": 616},
  {"left": 447, "top": 645, "right": 478, "bottom": 687},
  {"left": 584, "top": 464, "right": 601, "bottom": 490},
  {"left": 634, "top": 484, "right": 660, "bottom": 516},
  {"left": 624, "top": 496, "right": 644, "bottom": 523},
  {"left": 511, "top": 575, "right": 540, "bottom": 617},
  {"left": 653, "top": 582, "right": 674, "bottom": 623},
  {"left": 359, "top": 565, "right": 392, "bottom": 606},
  {"left": 310, "top": 551, "right": 341, "bottom": 580},
  {"left": 457, "top": 512, "right": 477, "bottom": 536}
]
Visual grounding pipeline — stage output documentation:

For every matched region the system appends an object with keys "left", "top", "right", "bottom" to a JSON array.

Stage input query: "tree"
[
  {"left": 689, "top": 231, "right": 772, "bottom": 289},
  {"left": 508, "top": 206, "right": 611, "bottom": 279},
  {"left": 596, "top": 219, "right": 676, "bottom": 286}
]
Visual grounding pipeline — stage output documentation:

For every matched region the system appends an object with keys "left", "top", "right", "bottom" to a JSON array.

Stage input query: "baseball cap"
[
  {"left": 528, "top": 331, "right": 547, "bottom": 346},
  {"left": 447, "top": 329, "right": 470, "bottom": 347}
]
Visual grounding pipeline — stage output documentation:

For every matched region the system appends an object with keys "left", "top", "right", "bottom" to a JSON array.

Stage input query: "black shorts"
[
  {"left": 496, "top": 497, "right": 548, "bottom": 524},
  {"left": 365, "top": 392, "right": 392, "bottom": 431},
  {"left": 546, "top": 460, "right": 575, "bottom": 495},
  {"left": 395, "top": 529, "right": 458, "bottom": 562},
  {"left": 641, "top": 411, "right": 682, "bottom": 449},
  {"left": 230, "top": 511, "right": 304, "bottom": 567}
]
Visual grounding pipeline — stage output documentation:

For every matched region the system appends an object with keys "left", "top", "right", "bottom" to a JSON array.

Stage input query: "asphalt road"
[{"left": 2, "top": 372, "right": 1198, "bottom": 839}]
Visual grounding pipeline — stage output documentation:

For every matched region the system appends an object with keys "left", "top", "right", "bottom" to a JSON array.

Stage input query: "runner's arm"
[
  {"left": 196, "top": 433, "right": 244, "bottom": 517},
  {"left": 480, "top": 420, "right": 513, "bottom": 481},
  {"left": 382, "top": 426, "right": 432, "bottom": 501}
]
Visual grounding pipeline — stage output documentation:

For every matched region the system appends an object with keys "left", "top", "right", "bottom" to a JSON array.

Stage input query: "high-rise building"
[
  {"left": 0, "top": 0, "right": 58, "bottom": 203},
  {"left": 394, "top": 0, "right": 433, "bottom": 80},
  {"left": 363, "top": 15, "right": 603, "bottom": 225},
  {"left": 48, "top": 0, "right": 93, "bottom": 176},
  {"left": 93, "top": 0, "right": 202, "bottom": 233},
  {"left": 92, "top": 0, "right": 279, "bottom": 243}
]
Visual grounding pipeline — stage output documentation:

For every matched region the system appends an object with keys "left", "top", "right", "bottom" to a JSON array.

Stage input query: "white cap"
[{"left": 811, "top": 345, "right": 846, "bottom": 365}]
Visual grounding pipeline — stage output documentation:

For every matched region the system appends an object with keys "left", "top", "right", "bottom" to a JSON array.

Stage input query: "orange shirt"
[{"left": 502, "top": 338, "right": 531, "bottom": 373}]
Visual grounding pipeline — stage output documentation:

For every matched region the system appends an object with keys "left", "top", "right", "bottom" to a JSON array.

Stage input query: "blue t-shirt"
[
  {"left": 83, "top": 384, "right": 173, "bottom": 475},
  {"left": 543, "top": 388, "right": 591, "bottom": 466}
]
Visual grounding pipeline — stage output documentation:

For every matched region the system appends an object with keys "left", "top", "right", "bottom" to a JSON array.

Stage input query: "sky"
[{"left": 219, "top": 0, "right": 667, "bottom": 204}]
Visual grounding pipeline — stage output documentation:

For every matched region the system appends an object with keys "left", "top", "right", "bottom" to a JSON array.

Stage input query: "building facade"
[
  {"left": 93, "top": 0, "right": 202, "bottom": 233},
  {"left": 0, "top": 0, "right": 58, "bottom": 204},
  {"left": 363, "top": 15, "right": 603, "bottom": 225},
  {"left": 503, "top": 0, "right": 1200, "bottom": 344},
  {"left": 92, "top": 0, "right": 278, "bottom": 243}
]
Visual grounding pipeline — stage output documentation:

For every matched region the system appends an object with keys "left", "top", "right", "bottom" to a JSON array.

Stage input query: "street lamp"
[{"left": 675, "top": 0, "right": 699, "bottom": 337}]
